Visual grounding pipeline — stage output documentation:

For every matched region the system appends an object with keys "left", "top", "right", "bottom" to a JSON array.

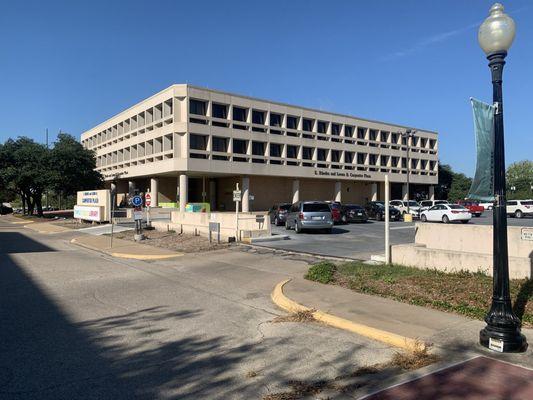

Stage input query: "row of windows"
[
  {"left": 189, "top": 99, "right": 437, "bottom": 150},
  {"left": 188, "top": 134, "right": 437, "bottom": 172},
  {"left": 83, "top": 99, "right": 174, "bottom": 150},
  {"left": 95, "top": 135, "right": 173, "bottom": 167}
]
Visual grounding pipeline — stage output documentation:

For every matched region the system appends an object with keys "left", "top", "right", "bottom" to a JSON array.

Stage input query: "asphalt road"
[
  {"left": 264, "top": 210, "right": 533, "bottom": 260},
  {"left": 0, "top": 218, "right": 396, "bottom": 400}
]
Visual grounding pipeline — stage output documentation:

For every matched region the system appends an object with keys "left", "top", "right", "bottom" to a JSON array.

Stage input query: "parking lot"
[{"left": 262, "top": 211, "right": 533, "bottom": 260}]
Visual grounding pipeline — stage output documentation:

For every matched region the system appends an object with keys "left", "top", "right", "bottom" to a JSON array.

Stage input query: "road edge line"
[{"left": 271, "top": 279, "right": 425, "bottom": 352}]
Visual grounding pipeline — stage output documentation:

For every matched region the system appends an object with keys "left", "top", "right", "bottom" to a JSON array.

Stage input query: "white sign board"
[
  {"left": 133, "top": 210, "right": 143, "bottom": 221},
  {"left": 233, "top": 190, "right": 241, "bottom": 202},
  {"left": 521, "top": 228, "right": 533, "bottom": 241},
  {"left": 74, "top": 205, "right": 103, "bottom": 222}
]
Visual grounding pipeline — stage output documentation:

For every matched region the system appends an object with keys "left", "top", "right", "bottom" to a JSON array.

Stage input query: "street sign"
[
  {"left": 132, "top": 195, "right": 143, "bottom": 207},
  {"left": 233, "top": 190, "right": 241, "bottom": 202},
  {"left": 145, "top": 193, "right": 152, "bottom": 207},
  {"left": 133, "top": 206, "right": 143, "bottom": 221}
]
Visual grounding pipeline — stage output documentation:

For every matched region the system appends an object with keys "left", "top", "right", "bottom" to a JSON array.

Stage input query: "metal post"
[
  {"left": 235, "top": 183, "right": 240, "bottom": 240},
  {"left": 385, "top": 175, "right": 390, "bottom": 264},
  {"left": 479, "top": 51, "right": 526, "bottom": 352}
]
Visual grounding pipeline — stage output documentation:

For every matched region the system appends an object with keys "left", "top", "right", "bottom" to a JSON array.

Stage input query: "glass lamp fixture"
[{"left": 478, "top": 3, "right": 516, "bottom": 55}]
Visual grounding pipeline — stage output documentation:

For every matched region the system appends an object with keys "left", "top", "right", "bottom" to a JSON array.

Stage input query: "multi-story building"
[{"left": 81, "top": 84, "right": 438, "bottom": 211}]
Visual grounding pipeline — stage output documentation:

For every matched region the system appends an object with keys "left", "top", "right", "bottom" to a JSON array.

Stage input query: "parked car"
[
  {"left": 285, "top": 201, "right": 334, "bottom": 233},
  {"left": 420, "top": 204, "right": 471, "bottom": 224},
  {"left": 365, "top": 201, "right": 401, "bottom": 221},
  {"left": 342, "top": 204, "right": 368, "bottom": 223},
  {"left": 456, "top": 200, "right": 484, "bottom": 217},
  {"left": 479, "top": 201, "right": 494, "bottom": 210},
  {"left": 419, "top": 200, "right": 449, "bottom": 212},
  {"left": 390, "top": 200, "right": 421, "bottom": 217},
  {"left": 269, "top": 203, "right": 292, "bottom": 226},
  {"left": 0, "top": 205, "right": 13, "bottom": 215},
  {"left": 326, "top": 201, "right": 344, "bottom": 224},
  {"left": 506, "top": 200, "right": 533, "bottom": 219}
]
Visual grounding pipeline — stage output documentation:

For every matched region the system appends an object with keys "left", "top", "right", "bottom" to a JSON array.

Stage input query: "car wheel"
[
  {"left": 461, "top": 220, "right": 469, "bottom": 224},
  {"left": 515, "top": 210, "right": 523, "bottom": 219},
  {"left": 285, "top": 220, "right": 290, "bottom": 230},
  {"left": 295, "top": 222, "right": 302, "bottom": 234},
  {"left": 376, "top": 213, "right": 382, "bottom": 221},
  {"left": 442, "top": 215, "right": 450, "bottom": 224},
  {"left": 421, "top": 214, "right": 427, "bottom": 222}
]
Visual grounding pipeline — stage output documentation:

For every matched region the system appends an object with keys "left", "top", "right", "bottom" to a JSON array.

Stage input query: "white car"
[
  {"left": 479, "top": 201, "right": 494, "bottom": 210},
  {"left": 390, "top": 200, "right": 421, "bottom": 217},
  {"left": 419, "top": 199, "right": 449, "bottom": 212},
  {"left": 420, "top": 204, "right": 471, "bottom": 224},
  {"left": 506, "top": 200, "right": 533, "bottom": 219}
]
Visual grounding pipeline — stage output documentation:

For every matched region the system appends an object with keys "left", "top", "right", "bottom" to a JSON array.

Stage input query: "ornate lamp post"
[{"left": 478, "top": 3, "right": 526, "bottom": 352}]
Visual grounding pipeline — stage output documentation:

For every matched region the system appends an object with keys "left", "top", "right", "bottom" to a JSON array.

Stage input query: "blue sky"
[{"left": 0, "top": 0, "right": 531, "bottom": 176}]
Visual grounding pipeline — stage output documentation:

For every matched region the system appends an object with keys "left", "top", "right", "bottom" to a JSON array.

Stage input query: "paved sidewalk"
[
  {"left": 283, "top": 278, "right": 533, "bottom": 367},
  {"left": 71, "top": 234, "right": 183, "bottom": 260},
  {"left": 24, "top": 221, "right": 72, "bottom": 234}
]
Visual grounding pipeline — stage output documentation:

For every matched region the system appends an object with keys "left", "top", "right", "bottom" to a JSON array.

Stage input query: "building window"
[
  {"left": 252, "top": 110, "right": 265, "bottom": 125},
  {"left": 317, "top": 149, "right": 327, "bottom": 161},
  {"left": 302, "top": 147, "right": 313, "bottom": 160},
  {"left": 331, "top": 123, "right": 340, "bottom": 136},
  {"left": 369, "top": 154, "right": 377, "bottom": 165},
  {"left": 391, "top": 132, "right": 398, "bottom": 144},
  {"left": 357, "top": 128, "right": 366, "bottom": 139},
  {"left": 189, "top": 99, "right": 207, "bottom": 116},
  {"left": 286, "top": 115, "right": 298, "bottom": 130},
  {"left": 212, "top": 136, "right": 228, "bottom": 152},
  {"left": 401, "top": 157, "right": 407, "bottom": 168},
  {"left": 344, "top": 151, "right": 354, "bottom": 164},
  {"left": 317, "top": 121, "right": 328, "bottom": 134},
  {"left": 252, "top": 141, "right": 265, "bottom": 156},
  {"left": 270, "top": 143, "right": 282, "bottom": 158},
  {"left": 269, "top": 113, "right": 282, "bottom": 127},
  {"left": 331, "top": 150, "right": 340, "bottom": 163},
  {"left": 286, "top": 145, "right": 298, "bottom": 159},
  {"left": 212, "top": 103, "right": 228, "bottom": 119},
  {"left": 369, "top": 130, "right": 377, "bottom": 141},
  {"left": 232, "top": 106, "right": 248, "bottom": 122},
  {"left": 302, "top": 118, "right": 314, "bottom": 132},
  {"left": 429, "top": 139, "right": 436, "bottom": 149},
  {"left": 232, "top": 139, "right": 247, "bottom": 154},
  {"left": 189, "top": 134, "right": 207, "bottom": 150},
  {"left": 345, "top": 125, "right": 354, "bottom": 137}
]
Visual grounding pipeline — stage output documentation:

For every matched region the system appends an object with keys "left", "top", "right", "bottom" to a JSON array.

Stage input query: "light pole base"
[{"left": 480, "top": 326, "right": 527, "bottom": 353}]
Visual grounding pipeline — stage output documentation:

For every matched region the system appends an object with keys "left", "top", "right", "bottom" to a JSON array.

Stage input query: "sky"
[{"left": 0, "top": 0, "right": 531, "bottom": 176}]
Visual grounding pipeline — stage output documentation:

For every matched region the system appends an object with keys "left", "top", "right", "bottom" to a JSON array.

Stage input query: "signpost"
[
  {"left": 145, "top": 192, "right": 152, "bottom": 227},
  {"left": 385, "top": 175, "right": 391, "bottom": 264},
  {"left": 132, "top": 195, "right": 144, "bottom": 241},
  {"left": 233, "top": 183, "right": 241, "bottom": 240}
]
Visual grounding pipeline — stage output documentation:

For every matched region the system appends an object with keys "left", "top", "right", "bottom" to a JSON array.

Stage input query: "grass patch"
[
  {"left": 304, "top": 261, "right": 336, "bottom": 284},
  {"left": 272, "top": 310, "right": 316, "bottom": 323},
  {"left": 307, "top": 261, "right": 533, "bottom": 328}
]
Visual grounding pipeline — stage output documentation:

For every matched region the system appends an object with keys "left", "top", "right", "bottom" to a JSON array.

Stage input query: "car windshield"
[
  {"left": 435, "top": 200, "right": 448, "bottom": 204},
  {"left": 303, "top": 203, "right": 330, "bottom": 212},
  {"left": 278, "top": 204, "right": 291, "bottom": 210},
  {"left": 449, "top": 205, "right": 466, "bottom": 210}
]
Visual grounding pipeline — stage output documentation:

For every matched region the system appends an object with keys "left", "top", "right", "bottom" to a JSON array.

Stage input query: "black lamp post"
[{"left": 478, "top": 3, "right": 526, "bottom": 352}]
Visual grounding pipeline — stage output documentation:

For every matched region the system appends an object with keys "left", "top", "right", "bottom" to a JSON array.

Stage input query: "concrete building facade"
[{"left": 81, "top": 84, "right": 439, "bottom": 212}]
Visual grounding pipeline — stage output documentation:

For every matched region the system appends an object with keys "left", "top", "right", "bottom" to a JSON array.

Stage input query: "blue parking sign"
[{"left": 132, "top": 195, "right": 143, "bottom": 207}]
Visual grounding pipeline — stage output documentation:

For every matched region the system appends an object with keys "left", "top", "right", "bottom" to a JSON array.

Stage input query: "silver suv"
[
  {"left": 506, "top": 200, "right": 533, "bottom": 218},
  {"left": 285, "top": 201, "right": 334, "bottom": 233}
]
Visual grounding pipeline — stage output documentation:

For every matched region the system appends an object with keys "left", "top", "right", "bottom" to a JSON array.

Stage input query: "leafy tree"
[
  {"left": 506, "top": 160, "right": 533, "bottom": 200},
  {"left": 435, "top": 163, "right": 453, "bottom": 200},
  {"left": 447, "top": 172, "right": 473, "bottom": 202},
  {"left": 49, "top": 133, "right": 103, "bottom": 198}
]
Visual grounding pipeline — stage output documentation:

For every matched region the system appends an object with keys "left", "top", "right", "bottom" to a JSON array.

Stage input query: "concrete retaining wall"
[{"left": 392, "top": 223, "right": 533, "bottom": 279}]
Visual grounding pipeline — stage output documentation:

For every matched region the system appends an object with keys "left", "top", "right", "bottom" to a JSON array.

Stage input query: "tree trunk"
[
  {"left": 21, "top": 192, "right": 27, "bottom": 215},
  {"left": 26, "top": 192, "right": 35, "bottom": 215},
  {"left": 34, "top": 191, "right": 43, "bottom": 217}
]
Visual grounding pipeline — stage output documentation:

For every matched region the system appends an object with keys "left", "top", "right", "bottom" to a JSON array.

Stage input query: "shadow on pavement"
[{"left": 0, "top": 232, "right": 55, "bottom": 254}]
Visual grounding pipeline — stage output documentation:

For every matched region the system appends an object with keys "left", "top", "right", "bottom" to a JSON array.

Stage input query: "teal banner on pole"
[{"left": 468, "top": 98, "right": 495, "bottom": 201}]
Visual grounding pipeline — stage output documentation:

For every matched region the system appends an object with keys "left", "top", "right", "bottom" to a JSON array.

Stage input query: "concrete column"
[
  {"left": 292, "top": 179, "right": 300, "bottom": 204},
  {"left": 429, "top": 185, "right": 435, "bottom": 201},
  {"left": 179, "top": 174, "right": 188, "bottom": 213},
  {"left": 402, "top": 183, "right": 409, "bottom": 201},
  {"left": 128, "top": 181, "right": 135, "bottom": 195},
  {"left": 371, "top": 183, "right": 378, "bottom": 202},
  {"left": 241, "top": 176, "right": 250, "bottom": 212},
  {"left": 209, "top": 180, "right": 217, "bottom": 211},
  {"left": 334, "top": 181, "right": 342, "bottom": 202},
  {"left": 150, "top": 178, "right": 159, "bottom": 207}
]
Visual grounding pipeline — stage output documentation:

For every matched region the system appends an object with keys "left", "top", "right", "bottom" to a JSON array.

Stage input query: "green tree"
[
  {"left": 447, "top": 172, "right": 473, "bottom": 202},
  {"left": 435, "top": 163, "right": 454, "bottom": 200},
  {"left": 48, "top": 133, "right": 103, "bottom": 200},
  {"left": 507, "top": 160, "right": 533, "bottom": 200}
]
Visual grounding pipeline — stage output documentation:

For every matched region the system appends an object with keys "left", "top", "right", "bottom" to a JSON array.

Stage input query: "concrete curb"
[
  {"left": 70, "top": 238, "right": 183, "bottom": 260},
  {"left": 271, "top": 279, "right": 425, "bottom": 352}
]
